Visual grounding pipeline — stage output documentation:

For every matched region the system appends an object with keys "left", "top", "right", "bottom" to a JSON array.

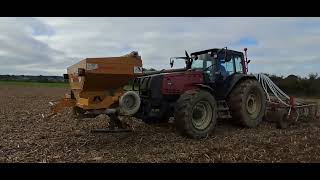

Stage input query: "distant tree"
[
  {"left": 308, "top": 73, "right": 318, "bottom": 80},
  {"left": 269, "top": 74, "right": 283, "bottom": 83},
  {"left": 286, "top": 74, "right": 299, "bottom": 80}
]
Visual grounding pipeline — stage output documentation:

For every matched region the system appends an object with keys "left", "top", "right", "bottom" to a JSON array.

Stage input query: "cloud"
[
  {"left": 0, "top": 17, "right": 76, "bottom": 75},
  {"left": 0, "top": 17, "right": 319, "bottom": 77}
]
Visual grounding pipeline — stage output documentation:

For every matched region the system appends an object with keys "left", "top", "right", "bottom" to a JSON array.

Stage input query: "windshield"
[
  {"left": 191, "top": 53, "right": 213, "bottom": 69},
  {"left": 191, "top": 59, "right": 204, "bottom": 69}
]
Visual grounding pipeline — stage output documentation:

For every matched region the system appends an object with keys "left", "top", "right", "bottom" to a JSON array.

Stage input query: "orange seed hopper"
[{"left": 50, "top": 51, "right": 143, "bottom": 115}]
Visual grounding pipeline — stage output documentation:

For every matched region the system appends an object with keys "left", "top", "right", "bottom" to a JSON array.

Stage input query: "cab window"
[
  {"left": 234, "top": 56, "right": 243, "bottom": 73},
  {"left": 191, "top": 59, "right": 204, "bottom": 69},
  {"left": 219, "top": 58, "right": 234, "bottom": 76}
]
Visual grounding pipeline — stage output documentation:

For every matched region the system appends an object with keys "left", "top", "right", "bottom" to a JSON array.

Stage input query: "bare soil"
[{"left": 1, "top": 85, "right": 320, "bottom": 163}]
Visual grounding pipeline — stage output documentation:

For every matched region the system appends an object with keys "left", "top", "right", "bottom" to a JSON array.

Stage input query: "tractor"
[
  {"left": 132, "top": 47, "right": 266, "bottom": 138},
  {"left": 50, "top": 48, "right": 267, "bottom": 138}
]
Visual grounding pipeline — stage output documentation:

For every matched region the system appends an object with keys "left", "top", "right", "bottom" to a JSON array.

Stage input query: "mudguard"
[{"left": 224, "top": 73, "right": 257, "bottom": 98}]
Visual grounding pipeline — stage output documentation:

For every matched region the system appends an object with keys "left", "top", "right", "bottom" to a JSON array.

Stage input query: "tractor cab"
[{"left": 189, "top": 48, "right": 248, "bottom": 83}]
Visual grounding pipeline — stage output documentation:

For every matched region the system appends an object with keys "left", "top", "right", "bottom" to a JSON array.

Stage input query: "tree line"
[
  {"left": 1, "top": 72, "right": 319, "bottom": 97},
  {"left": 266, "top": 73, "right": 320, "bottom": 97},
  {"left": 0, "top": 75, "right": 65, "bottom": 83}
]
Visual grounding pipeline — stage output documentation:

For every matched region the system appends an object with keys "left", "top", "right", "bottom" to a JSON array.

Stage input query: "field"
[
  {"left": 1, "top": 82, "right": 320, "bottom": 163},
  {"left": 0, "top": 81, "right": 68, "bottom": 88}
]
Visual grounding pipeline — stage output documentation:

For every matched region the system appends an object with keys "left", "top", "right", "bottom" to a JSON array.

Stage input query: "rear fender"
[{"left": 225, "top": 74, "right": 257, "bottom": 98}]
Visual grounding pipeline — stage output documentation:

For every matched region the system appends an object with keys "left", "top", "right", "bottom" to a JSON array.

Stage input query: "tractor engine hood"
[
  {"left": 142, "top": 68, "right": 187, "bottom": 76},
  {"left": 135, "top": 70, "right": 204, "bottom": 98}
]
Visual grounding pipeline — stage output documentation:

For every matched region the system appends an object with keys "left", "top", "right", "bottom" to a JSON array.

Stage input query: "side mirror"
[
  {"left": 185, "top": 50, "right": 190, "bottom": 59},
  {"left": 247, "top": 60, "right": 251, "bottom": 64},
  {"left": 170, "top": 59, "right": 174, "bottom": 68}
]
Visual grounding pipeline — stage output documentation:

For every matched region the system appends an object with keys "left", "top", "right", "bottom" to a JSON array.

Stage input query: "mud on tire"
[
  {"left": 228, "top": 79, "right": 266, "bottom": 128},
  {"left": 174, "top": 89, "right": 217, "bottom": 139}
]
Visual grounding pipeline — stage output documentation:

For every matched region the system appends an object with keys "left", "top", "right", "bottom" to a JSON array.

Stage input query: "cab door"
[
  {"left": 191, "top": 53, "right": 215, "bottom": 83},
  {"left": 204, "top": 60, "right": 214, "bottom": 82},
  {"left": 214, "top": 53, "right": 236, "bottom": 99}
]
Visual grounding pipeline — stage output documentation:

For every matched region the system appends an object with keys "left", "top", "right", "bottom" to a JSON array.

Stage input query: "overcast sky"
[{"left": 0, "top": 17, "right": 319, "bottom": 77}]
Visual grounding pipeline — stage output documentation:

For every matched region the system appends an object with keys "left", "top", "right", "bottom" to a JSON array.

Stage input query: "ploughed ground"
[{"left": 0, "top": 85, "right": 320, "bottom": 163}]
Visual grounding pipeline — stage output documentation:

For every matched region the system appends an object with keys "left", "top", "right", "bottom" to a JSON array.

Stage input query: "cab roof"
[{"left": 191, "top": 48, "right": 244, "bottom": 56}]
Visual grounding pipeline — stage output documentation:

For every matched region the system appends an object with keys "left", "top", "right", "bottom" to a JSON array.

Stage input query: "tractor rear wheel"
[
  {"left": 228, "top": 79, "right": 266, "bottom": 128},
  {"left": 174, "top": 89, "right": 217, "bottom": 139}
]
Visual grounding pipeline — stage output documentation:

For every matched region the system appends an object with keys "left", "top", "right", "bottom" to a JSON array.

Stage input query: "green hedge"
[{"left": 267, "top": 73, "right": 320, "bottom": 97}]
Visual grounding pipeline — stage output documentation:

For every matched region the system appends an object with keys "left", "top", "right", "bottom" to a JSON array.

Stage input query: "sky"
[{"left": 0, "top": 17, "right": 319, "bottom": 77}]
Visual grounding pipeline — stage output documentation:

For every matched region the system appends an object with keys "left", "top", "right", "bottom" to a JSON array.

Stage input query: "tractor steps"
[{"left": 217, "top": 100, "right": 232, "bottom": 119}]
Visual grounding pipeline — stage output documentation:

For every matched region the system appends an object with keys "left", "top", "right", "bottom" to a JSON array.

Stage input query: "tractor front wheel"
[{"left": 174, "top": 89, "right": 217, "bottom": 139}]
